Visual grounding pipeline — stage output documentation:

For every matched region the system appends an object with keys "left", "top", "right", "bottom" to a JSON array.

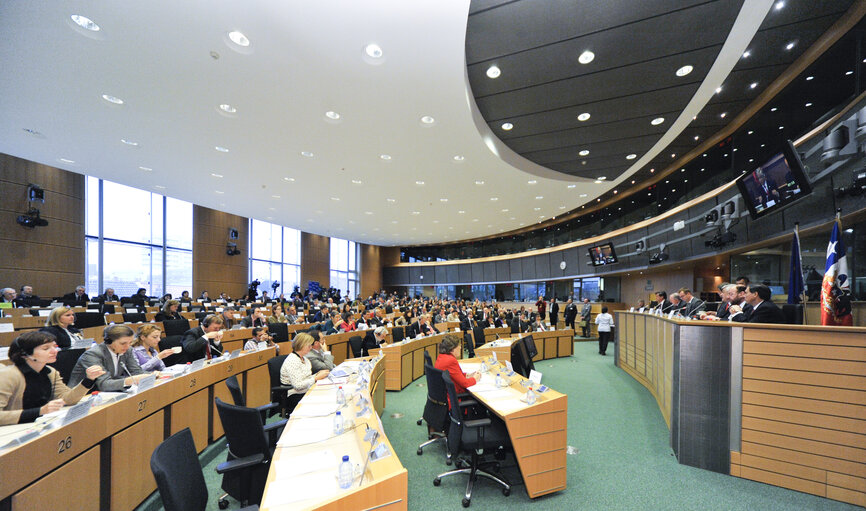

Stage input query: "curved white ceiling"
[{"left": 0, "top": 1, "right": 768, "bottom": 246}]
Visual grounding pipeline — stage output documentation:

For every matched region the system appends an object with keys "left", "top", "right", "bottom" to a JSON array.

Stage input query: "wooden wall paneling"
[
  {"left": 300, "top": 232, "right": 330, "bottom": 289},
  {"left": 169, "top": 389, "right": 210, "bottom": 452},
  {"left": 360, "top": 243, "right": 384, "bottom": 297},
  {"left": 110, "top": 410, "right": 164, "bottom": 511},
  {"left": 11, "top": 446, "right": 100, "bottom": 511},
  {"left": 192, "top": 205, "right": 248, "bottom": 298}
]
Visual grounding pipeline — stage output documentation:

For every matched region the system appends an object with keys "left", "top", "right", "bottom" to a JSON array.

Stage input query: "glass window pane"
[
  {"left": 151, "top": 194, "right": 164, "bottom": 247},
  {"left": 102, "top": 241, "right": 156, "bottom": 298},
  {"left": 330, "top": 238, "right": 348, "bottom": 272},
  {"left": 166, "top": 198, "right": 193, "bottom": 249},
  {"left": 270, "top": 224, "right": 282, "bottom": 262},
  {"left": 250, "top": 260, "right": 280, "bottom": 300},
  {"left": 283, "top": 228, "right": 300, "bottom": 266},
  {"left": 349, "top": 241, "right": 356, "bottom": 271},
  {"left": 150, "top": 247, "right": 164, "bottom": 297},
  {"left": 86, "top": 237, "right": 99, "bottom": 297},
  {"left": 86, "top": 176, "right": 99, "bottom": 237},
  {"left": 251, "top": 219, "right": 274, "bottom": 261},
  {"left": 282, "top": 264, "right": 299, "bottom": 296},
  {"left": 166, "top": 249, "right": 192, "bottom": 298},
  {"left": 103, "top": 181, "right": 156, "bottom": 243}
]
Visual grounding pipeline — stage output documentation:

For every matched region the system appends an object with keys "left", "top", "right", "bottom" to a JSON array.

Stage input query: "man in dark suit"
[
  {"left": 240, "top": 307, "right": 267, "bottom": 328},
  {"left": 729, "top": 284, "right": 783, "bottom": 324},
  {"left": 312, "top": 305, "right": 329, "bottom": 323},
  {"left": 754, "top": 169, "right": 780, "bottom": 207},
  {"left": 409, "top": 315, "right": 439, "bottom": 337},
  {"left": 678, "top": 288, "right": 706, "bottom": 317},
  {"left": 549, "top": 298, "right": 559, "bottom": 329},
  {"left": 63, "top": 286, "right": 89, "bottom": 305},
  {"left": 580, "top": 298, "right": 592, "bottom": 337},
  {"left": 182, "top": 314, "right": 225, "bottom": 361},
  {"left": 564, "top": 298, "right": 577, "bottom": 332},
  {"left": 654, "top": 291, "right": 672, "bottom": 313}
]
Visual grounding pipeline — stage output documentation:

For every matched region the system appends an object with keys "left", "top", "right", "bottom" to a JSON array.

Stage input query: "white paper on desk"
[
  {"left": 484, "top": 396, "right": 527, "bottom": 413},
  {"left": 291, "top": 403, "right": 338, "bottom": 418},
  {"left": 473, "top": 389, "right": 513, "bottom": 400},
  {"left": 278, "top": 417, "right": 335, "bottom": 446},
  {"left": 317, "top": 376, "right": 349, "bottom": 387},
  {"left": 478, "top": 373, "right": 496, "bottom": 386},
  {"left": 459, "top": 363, "right": 481, "bottom": 374},
  {"left": 261, "top": 470, "right": 338, "bottom": 508},
  {"left": 529, "top": 370, "right": 542, "bottom": 385},
  {"left": 466, "top": 383, "right": 497, "bottom": 393},
  {"left": 0, "top": 323, "right": 13, "bottom": 333},
  {"left": 298, "top": 392, "right": 337, "bottom": 405},
  {"left": 274, "top": 449, "right": 338, "bottom": 478}
]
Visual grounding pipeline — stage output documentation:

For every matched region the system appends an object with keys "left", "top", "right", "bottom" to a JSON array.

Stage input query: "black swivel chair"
[
  {"left": 162, "top": 318, "right": 191, "bottom": 336},
  {"left": 150, "top": 428, "right": 260, "bottom": 511},
  {"left": 472, "top": 327, "right": 486, "bottom": 351},
  {"left": 266, "top": 355, "right": 296, "bottom": 418},
  {"left": 224, "top": 375, "right": 285, "bottom": 439},
  {"left": 434, "top": 372, "right": 511, "bottom": 508},
  {"left": 781, "top": 304, "right": 804, "bottom": 325},
  {"left": 391, "top": 326, "right": 405, "bottom": 343},
  {"left": 214, "top": 398, "right": 279, "bottom": 507},
  {"left": 348, "top": 335, "right": 363, "bottom": 358},
  {"left": 158, "top": 335, "right": 187, "bottom": 366},
  {"left": 519, "top": 336, "right": 536, "bottom": 374},
  {"left": 267, "top": 323, "right": 289, "bottom": 344},
  {"left": 50, "top": 348, "right": 87, "bottom": 385},
  {"left": 509, "top": 318, "right": 520, "bottom": 334},
  {"left": 417, "top": 354, "right": 451, "bottom": 464}
]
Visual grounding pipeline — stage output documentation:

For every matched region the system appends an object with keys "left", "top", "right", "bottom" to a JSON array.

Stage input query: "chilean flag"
[{"left": 821, "top": 219, "right": 852, "bottom": 326}]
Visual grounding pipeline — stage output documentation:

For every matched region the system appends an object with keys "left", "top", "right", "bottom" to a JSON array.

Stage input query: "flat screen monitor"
[
  {"left": 73, "top": 312, "right": 106, "bottom": 329},
  {"left": 735, "top": 140, "right": 812, "bottom": 220},
  {"left": 588, "top": 242, "right": 618, "bottom": 266}
]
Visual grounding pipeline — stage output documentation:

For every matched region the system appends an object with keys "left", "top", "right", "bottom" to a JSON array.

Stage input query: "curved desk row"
[
  {"left": 474, "top": 329, "right": 575, "bottom": 363},
  {"left": 615, "top": 311, "right": 866, "bottom": 508},
  {"left": 0, "top": 348, "right": 276, "bottom": 511}
]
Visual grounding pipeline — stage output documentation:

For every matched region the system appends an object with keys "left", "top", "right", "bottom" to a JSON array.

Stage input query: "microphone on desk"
[
  {"left": 210, "top": 341, "right": 223, "bottom": 357},
  {"left": 495, "top": 333, "right": 501, "bottom": 340}
]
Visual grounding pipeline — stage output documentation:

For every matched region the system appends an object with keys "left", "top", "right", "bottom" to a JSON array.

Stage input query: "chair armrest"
[
  {"left": 456, "top": 392, "right": 470, "bottom": 400},
  {"left": 464, "top": 417, "right": 492, "bottom": 429},
  {"left": 216, "top": 453, "right": 266, "bottom": 474},
  {"left": 263, "top": 418, "right": 288, "bottom": 433},
  {"left": 457, "top": 399, "right": 478, "bottom": 408},
  {"left": 264, "top": 418, "right": 288, "bottom": 445},
  {"left": 255, "top": 402, "right": 280, "bottom": 414},
  {"left": 271, "top": 385, "right": 291, "bottom": 392}
]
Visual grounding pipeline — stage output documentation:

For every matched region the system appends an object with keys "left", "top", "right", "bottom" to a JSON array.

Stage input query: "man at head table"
[
  {"left": 62, "top": 285, "right": 90, "bottom": 305},
  {"left": 181, "top": 314, "right": 225, "bottom": 361}
]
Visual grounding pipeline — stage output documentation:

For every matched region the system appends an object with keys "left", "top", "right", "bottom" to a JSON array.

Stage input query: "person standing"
[
  {"left": 535, "top": 296, "right": 546, "bottom": 323},
  {"left": 549, "top": 297, "right": 559, "bottom": 329},
  {"left": 595, "top": 306, "right": 614, "bottom": 355},
  {"left": 580, "top": 298, "right": 592, "bottom": 337},
  {"left": 564, "top": 298, "right": 577, "bottom": 333}
]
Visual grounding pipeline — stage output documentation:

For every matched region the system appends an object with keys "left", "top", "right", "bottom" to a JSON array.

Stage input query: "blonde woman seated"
[
  {"left": 132, "top": 325, "right": 175, "bottom": 372},
  {"left": 279, "top": 333, "right": 329, "bottom": 397},
  {"left": 0, "top": 331, "right": 105, "bottom": 425},
  {"left": 40, "top": 306, "right": 83, "bottom": 349}
]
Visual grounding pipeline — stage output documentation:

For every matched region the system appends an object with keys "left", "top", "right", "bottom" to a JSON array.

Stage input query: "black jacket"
[
  {"left": 40, "top": 325, "right": 82, "bottom": 349},
  {"left": 743, "top": 301, "right": 785, "bottom": 324},
  {"left": 181, "top": 327, "right": 223, "bottom": 361}
]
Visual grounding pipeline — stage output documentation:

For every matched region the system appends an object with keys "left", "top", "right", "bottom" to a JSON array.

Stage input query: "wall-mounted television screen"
[
  {"left": 588, "top": 242, "right": 618, "bottom": 266},
  {"left": 735, "top": 140, "right": 812, "bottom": 220}
]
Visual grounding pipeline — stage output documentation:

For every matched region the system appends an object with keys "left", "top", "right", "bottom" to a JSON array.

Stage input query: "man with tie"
[
  {"left": 729, "top": 284, "right": 784, "bottom": 324},
  {"left": 580, "top": 298, "right": 592, "bottom": 337},
  {"left": 677, "top": 288, "right": 706, "bottom": 317},
  {"left": 182, "top": 314, "right": 225, "bottom": 361},
  {"left": 564, "top": 298, "right": 578, "bottom": 333},
  {"left": 62, "top": 285, "right": 90, "bottom": 305}
]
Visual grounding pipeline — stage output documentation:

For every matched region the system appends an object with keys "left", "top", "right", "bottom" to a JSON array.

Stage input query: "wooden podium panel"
[
  {"left": 110, "top": 410, "right": 164, "bottom": 511},
  {"left": 170, "top": 389, "right": 209, "bottom": 452},
  {"left": 246, "top": 364, "right": 271, "bottom": 407},
  {"left": 12, "top": 445, "right": 100, "bottom": 511},
  {"left": 211, "top": 382, "right": 233, "bottom": 440}
]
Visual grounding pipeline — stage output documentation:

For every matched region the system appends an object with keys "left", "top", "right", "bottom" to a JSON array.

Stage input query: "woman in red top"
[
  {"left": 339, "top": 312, "right": 356, "bottom": 332},
  {"left": 434, "top": 335, "right": 481, "bottom": 395}
]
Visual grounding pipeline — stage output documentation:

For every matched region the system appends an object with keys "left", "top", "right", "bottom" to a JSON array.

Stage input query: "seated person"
[
  {"left": 267, "top": 303, "right": 288, "bottom": 324},
  {"left": 729, "top": 284, "right": 784, "bottom": 324},
  {"left": 96, "top": 288, "right": 119, "bottom": 303},
  {"left": 1, "top": 287, "right": 17, "bottom": 305},
  {"left": 62, "top": 285, "right": 90, "bottom": 305},
  {"left": 18, "top": 285, "right": 39, "bottom": 300},
  {"left": 434, "top": 335, "right": 481, "bottom": 395},
  {"left": 40, "top": 306, "right": 83, "bottom": 349},
  {"left": 154, "top": 299, "right": 183, "bottom": 322},
  {"left": 532, "top": 315, "right": 547, "bottom": 332},
  {"left": 220, "top": 306, "right": 238, "bottom": 329},
  {"left": 304, "top": 330, "right": 335, "bottom": 373},
  {"left": 279, "top": 333, "right": 329, "bottom": 396},
  {"left": 284, "top": 305, "right": 299, "bottom": 324},
  {"left": 393, "top": 313, "right": 407, "bottom": 327},
  {"left": 240, "top": 307, "right": 267, "bottom": 328},
  {"left": 338, "top": 312, "right": 356, "bottom": 332},
  {"left": 0, "top": 331, "right": 104, "bottom": 425},
  {"left": 362, "top": 326, "right": 389, "bottom": 355},
  {"left": 69, "top": 325, "right": 150, "bottom": 391},
  {"left": 199, "top": 291, "right": 212, "bottom": 303},
  {"left": 409, "top": 315, "right": 439, "bottom": 337},
  {"left": 324, "top": 312, "right": 341, "bottom": 334},
  {"left": 182, "top": 314, "right": 225, "bottom": 361},
  {"left": 132, "top": 325, "right": 174, "bottom": 372},
  {"left": 244, "top": 327, "right": 280, "bottom": 354}
]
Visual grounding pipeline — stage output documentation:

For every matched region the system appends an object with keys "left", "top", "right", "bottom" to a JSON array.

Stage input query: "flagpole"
[{"left": 794, "top": 222, "right": 806, "bottom": 309}]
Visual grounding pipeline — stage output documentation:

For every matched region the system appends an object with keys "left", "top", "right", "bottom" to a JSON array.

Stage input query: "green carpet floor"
[{"left": 139, "top": 340, "right": 861, "bottom": 510}]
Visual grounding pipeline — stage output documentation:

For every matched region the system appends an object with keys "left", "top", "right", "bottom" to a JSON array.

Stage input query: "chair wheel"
[
  {"left": 503, "top": 487, "right": 510, "bottom": 496},
  {"left": 417, "top": 448, "right": 423, "bottom": 455},
  {"left": 416, "top": 419, "right": 423, "bottom": 425},
  {"left": 218, "top": 498, "right": 229, "bottom": 509},
  {"left": 462, "top": 497, "right": 471, "bottom": 507},
  {"left": 446, "top": 457, "right": 452, "bottom": 466},
  {"left": 433, "top": 478, "right": 441, "bottom": 486}
]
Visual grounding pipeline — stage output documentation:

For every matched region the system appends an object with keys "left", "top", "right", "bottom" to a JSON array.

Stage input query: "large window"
[
  {"left": 330, "top": 238, "right": 358, "bottom": 299},
  {"left": 249, "top": 219, "right": 301, "bottom": 299},
  {"left": 85, "top": 177, "right": 193, "bottom": 298}
]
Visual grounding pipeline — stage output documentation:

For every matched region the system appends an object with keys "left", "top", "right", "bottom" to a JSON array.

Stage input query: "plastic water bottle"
[
  {"left": 495, "top": 372, "right": 504, "bottom": 388},
  {"left": 525, "top": 387, "right": 537, "bottom": 406},
  {"left": 336, "top": 386, "right": 346, "bottom": 407},
  {"left": 338, "top": 455, "right": 353, "bottom": 489},
  {"left": 378, "top": 348, "right": 384, "bottom": 359},
  {"left": 333, "top": 411, "right": 343, "bottom": 435},
  {"left": 480, "top": 360, "right": 488, "bottom": 374}
]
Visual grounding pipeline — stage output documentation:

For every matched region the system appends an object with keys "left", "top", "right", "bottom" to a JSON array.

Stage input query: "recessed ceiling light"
[
  {"left": 420, "top": 116, "right": 435, "bottom": 124},
  {"left": 71, "top": 14, "right": 100, "bottom": 31},
  {"left": 386, "top": 198, "right": 396, "bottom": 203},
  {"left": 597, "top": 176, "right": 607, "bottom": 181},
  {"left": 439, "top": 198, "right": 448, "bottom": 202},
  {"left": 501, "top": 209, "right": 509, "bottom": 212},
  {"left": 671, "top": 153, "right": 676, "bottom": 158},
  {"left": 268, "top": 207, "right": 275, "bottom": 211},
  {"left": 806, "top": 76, "right": 814, "bottom": 81},
  {"left": 785, "top": 42, "right": 796, "bottom": 51},
  {"left": 364, "top": 211, "right": 373, "bottom": 215},
  {"left": 694, "top": 135, "right": 700, "bottom": 141},
  {"left": 283, "top": 177, "right": 295, "bottom": 182},
  {"left": 458, "top": 210, "right": 465, "bottom": 214},
  {"left": 219, "top": 104, "right": 236, "bottom": 113},
  {"left": 486, "top": 65, "right": 501, "bottom": 78},
  {"left": 325, "top": 111, "right": 341, "bottom": 120},
  {"left": 121, "top": 139, "right": 138, "bottom": 146},
  {"left": 271, "top": 195, "right": 280, "bottom": 199},
  {"left": 742, "top": 50, "right": 751, "bottom": 58},
  {"left": 215, "top": 146, "right": 229, "bottom": 152},
  {"left": 577, "top": 112, "right": 591, "bottom": 121},
  {"left": 137, "top": 166, "right": 152, "bottom": 172},
  {"left": 380, "top": 154, "right": 392, "bottom": 160},
  {"left": 774, "top": 1, "right": 785, "bottom": 9},
  {"left": 411, "top": 211, "right": 420, "bottom": 215},
  {"left": 676, "top": 65, "right": 693, "bottom": 77},
  {"left": 211, "top": 173, "right": 223, "bottom": 178},
  {"left": 578, "top": 50, "right": 595, "bottom": 64},
  {"left": 747, "top": 131, "right": 754, "bottom": 135},
  {"left": 779, "top": 126, "right": 784, "bottom": 130},
  {"left": 715, "top": 86, "right": 723, "bottom": 94},
  {"left": 453, "top": 155, "right": 465, "bottom": 161},
  {"left": 613, "top": 190, "right": 618, "bottom": 194},
  {"left": 154, "top": 185, "right": 166, "bottom": 190},
  {"left": 365, "top": 43, "right": 383, "bottom": 59},
  {"left": 102, "top": 94, "right": 124, "bottom": 105},
  {"left": 472, "top": 219, "right": 479, "bottom": 222},
  {"left": 750, "top": 82, "right": 758, "bottom": 89},
  {"left": 594, "top": 180, "right": 603, "bottom": 184},
  {"left": 527, "top": 180, "right": 537, "bottom": 184},
  {"left": 770, "top": 107, "right": 777, "bottom": 112},
  {"left": 351, "top": 179, "right": 362, "bottom": 184},
  {"left": 215, "top": 190, "right": 224, "bottom": 194},
  {"left": 533, "top": 207, "right": 541, "bottom": 211},
  {"left": 626, "top": 154, "right": 637, "bottom": 160},
  {"left": 578, "top": 149, "right": 590, "bottom": 156},
  {"left": 568, "top": 184, "right": 577, "bottom": 188},
  {"left": 330, "top": 197, "right": 340, "bottom": 201},
  {"left": 475, "top": 180, "right": 484, "bottom": 185},
  {"left": 651, "top": 117, "right": 665, "bottom": 125},
  {"left": 535, "top": 196, "right": 543, "bottom": 200},
  {"left": 59, "top": 158, "right": 75, "bottom": 163},
  {"left": 845, "top": 70, "right": 854, "bottom": 76},
  {"left": 501, "top": 122, "right": 513, "bottom": 130},
  {"left": 579, "top": 193, "right": 587, "bottom": 198},
  {"left": 559, "top": 206, "right": 566, "bottom": 209},
  {"left": 805, "top": 102, "right": 812, "bottom": 107},
  {"left": 415, "top": 180, "right": 425, "bottom": 185},
  {"left": 650, "top": 168, "right": 655, "bottom": 173},
  {"left": 300, "top": 151, "right": 314, "bottom": 158},
  {"left": 489, "top": 197, "right": 498, "bottom": 201},
  {"left": 720, "top": 112, "right": 727, "bottom": 118},
  {"left": 228, "top": 31, "right": 250, "bottom": 47}
]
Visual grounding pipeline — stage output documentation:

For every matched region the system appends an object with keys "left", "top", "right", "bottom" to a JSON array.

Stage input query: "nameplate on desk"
[
  {"left": 71, "top": 338, "right": 93, "bottom": 349},
  {"left": 229, "top": 349, "right": 241, "bottom": 359},
  {"left": 529, "top": 370, "right": 542, "bottom": 385},
  {"left": 189, "top": 359, "right": 205, "bottom": 372},
  {"left": 125, "top": 308, "right": 139, "bottom": 314},
  {"left": 39, "top": 310, "right": 52, "bottom": 317},
  {"left": 215, "top": 307, "right": 224, "bottom": 312},
  {"left": 136, "top": 374, "right": 156, "bottom": 392},
  {"left": 505, "top": 360, "right": 514, "bottom": 374},
  {"left": 0, "top": 323, "right": 12, "bottom": 333},
  {"left": 668, "top": 311, "right": 675, "bottom": 318},
  {"left": 1, "top": 429, "right": 41, "bottom": 450},
  {"left": 61, "top": 399, "right": 94, "bottom": 426},
  {"left": 630, "top": 307, "right": 635, "bottom": 312}
]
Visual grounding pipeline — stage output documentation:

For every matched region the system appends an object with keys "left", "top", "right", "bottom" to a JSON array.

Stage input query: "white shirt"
[{"left": 595, "top": 313, "right": 614, "bottom": 332}]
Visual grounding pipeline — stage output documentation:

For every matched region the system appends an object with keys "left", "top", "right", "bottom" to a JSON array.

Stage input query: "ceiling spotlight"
[
  {"left": 154, "top": 185, "right": 166, "bottom": 190},
  {"left": 597, "top": 176, "right": 607, "bottom": 181},
  {"left": 386, "top": 198, "right": 396, "bottom": 203},
  {"left": 489, "top": 197, "right": 499, "bottom": 201},
  {"left": 365, "top": 43, "right": 383, "bottom": 59},
  {"left": 214, "top": 190, "right": 224, "bottom": 194},
  {"left": 439, "top": 198, "right": 448, "bottom": 202},
  {"left": 750, "top": 82, "right": 758, "bottom": 89},
  {"left": 720, "top": 112, "right": 727, "bottom": 118},
  {"left": 415, "top": 180, "right": 425, "bottom": 185},
  {"left": 501, "top": 209, "right": 509, "bottom": 212},
  {"left": 300, "top": 151, "right": 314, "bottom": 157},
  {"left": 139, "top": 166, "right": 152, "bottom": 171},
  {"left": 120, "top": 139, "right": 138, "bottom": 146},
  {"left": 411, "top": 211, "right": 420, "bottom": 215},
  {"left": 785, "top": 41, "right": 796, "bottom": 51},
  {"left": 325, "top": 111, "right": 341, "bottom": 120},
  {"left": 594, "top": 180, "right": 603, "bottom": 184},
  {"left": 715, "top": 86, "right": 723, "bottom": 94},
  {"left": 475, "top": 180, "right": 484, "bottom": 185},
  {"left": 453, "top": 155, "right": 465, "bottom": 161},
  {"left": 458, "top": 210, "right": 465, "bottom": 214},
  {"left": 770, "top": 107, "right": 778, "bottom": 112},
  {"left": 774, "top": 1, "right": 785, "bottom": 9},
  {"left": 380, "top": 154, "right": 392, "bottom": 160},
  {"left": 330, "top": 197, "right": 340, "bottom": 201},
  {"left": 806, "top": 76, "right": 814, "bottom": 81},
  {"left": 845, "top": 70, "right": 854, "bottom": 76},
  {"left": 211, "top": 173, "right": 223, "bottom": 178},
  {"left": 626, "top": 154, "right": 637, "bottom": 160},
  {"left": 486, "top": 65, "right": 501, "bottom": 78},
  {"left": 58, "top": 158, "right": 75, "bottom": 163},
  {"left": 805, "top": 102, "right": 812, "bottom": 107},
  {"left": 533, "top": 207, "right": 541, "bottom": 211},
  {"left": 228, "top": 31, "right": 250, "bottom": 47},
  {"left": 101, "top": 94, "right": 124, "bottom": 105},
  {"left": 579, "top": 149, "right": 589, "bottom": 156},
  {"left": 501, "top": 122, "right": 513, "bottom": 130},
  {"left": 577, "top": 112, "right": 591, "bottom": 121},
  {"left": 527, "top": 180, "right": 537, "bottom": 184},
  {"left": 742, "top": 50, "right": 751, "bottom": 58},
  {"left": 420, "top": 116, "right": 435, "bottom": 124},
  {"left": 579, "top": 193, "right": 588, "bottom": 197},
  {"left": 651, "top": 117, "right": 665, "bottom": 125},
  {"left": 351, "top": 179, "right": 362, "bottom": 184},
  {"left": 694, "top": 135, "right": 700, "bottom": 141},
  {"left": 535, "top": 196, "right": 543, "bottom": 200},
  {"left": 215, "top": 146, "right": 229, "bottom": 152},
  {"left": 779, "top": 126, "right": 784, "bottom": 130},
  {"left": 219, "top": 104, "right": 236, "bottom": 113},
  {"left": 70, "top": 14, "right": 99, "bottom": 31},
  {"left": 568, "top": 184, "right": 576, "bottom": 188},
  {"left": 676, "top": 65, "right": 693, "bottom": 77},
  {"left": 283, "top": 177, "right": 295, "bottom": 182},
  {"left": 578, "top": 50, "right": 595, "bottom": 64}
]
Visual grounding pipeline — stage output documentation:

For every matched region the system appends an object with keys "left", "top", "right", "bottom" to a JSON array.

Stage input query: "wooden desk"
[
  {"left": 381, "top": 333, "right": 450, "bottom": 391},
  {"left": 475, "top": 329, "right": 574, "bottom": 363},
  {"left": 0, "top": 348, "right": 275, "bottom": 511},
  {"left": 463, "top": 358, "right": 568, "bottom": 499},
  {"left": 261, "top": 356, "right": 407, "bottom": 510}
]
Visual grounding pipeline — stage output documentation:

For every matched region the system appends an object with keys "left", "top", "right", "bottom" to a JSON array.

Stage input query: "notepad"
[{"left": 261, "top": 471, "right": 338, "bottom": 508}]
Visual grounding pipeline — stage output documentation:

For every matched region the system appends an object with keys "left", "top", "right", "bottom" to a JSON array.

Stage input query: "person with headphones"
[
  {"left": 181, "top": 314, "right": 225, "bottom": 361},
  {"left": 0, "top": 331, "right": 105, "bottom": 425},
  {"left": 69, "top": 325, "right": 151, "bottom": 391}
]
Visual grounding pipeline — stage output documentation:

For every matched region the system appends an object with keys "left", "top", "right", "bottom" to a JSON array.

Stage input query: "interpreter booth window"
[
  {"left": 85, "top": 177, "right": 193, "bottom": 298},
  {"left": 330, "top": 238, "right": 358, "bottom": 300},
  {"left": 248, "top": 219, "right": 301, "bottom": 298},
  {"left": 574, "top": 277, "right": 601, "bottom": 301}
]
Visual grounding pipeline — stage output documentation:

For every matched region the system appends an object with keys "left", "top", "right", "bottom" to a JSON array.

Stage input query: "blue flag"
[{"left": 787, "top": 227, "right": 803, "bottom": 304}]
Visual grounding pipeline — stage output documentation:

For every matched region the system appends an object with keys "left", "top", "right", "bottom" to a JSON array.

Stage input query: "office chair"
[
  {"left": 417, "top": 355, "right": 451, "bottom": 465},
  {"left": 122, "top": 312, "right": 147, "bottom": 323},
  {"left": 49, "top": 348, "right": 86, "bottom": 384},
  {"left": 523, "top": 335, "right": 538, "bottom": 363},
  {"left": 472, "top": 327, "right": 486, "bottom": 351},
  {"left": 348, "top": 335, "right": 363, "bottom": 358},
  {"left": 214, "top": 398, "right": 279, "bottom": 507},
  {"left": 518, "top": 336, "right": 535, "bottom": 374},
  {"left": 161, "top": 318, "right": 191, "bottom": 336},
  {"left": 266, "top": 355, "right": 296, "bottom": 417},
  {"left": 781, "top": 304, "right": 804, "bottom": 325},
  {"left": 391, "top": 326, "right": 405, "bottom": 343},
  {"left": 150, "top": 428, "right": 260, "bottom": 511},
  {"left": 224, "top": 375, "right": 285, "bottom": 443},
  {"left": 509, "top": 318, "right": 520, "bottom": 334},
  {"left": 434, "top": 372, "right": 511, "bottom": 508}
]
